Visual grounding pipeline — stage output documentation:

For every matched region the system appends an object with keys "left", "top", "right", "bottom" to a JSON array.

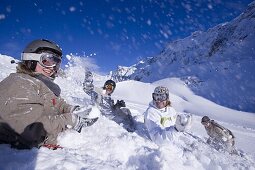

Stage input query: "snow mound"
[{"left": 0, "top": 54, "right": 255, "bottom": 169}]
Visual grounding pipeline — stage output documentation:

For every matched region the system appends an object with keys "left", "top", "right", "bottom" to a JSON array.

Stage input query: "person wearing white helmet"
[
  {"left": 0, "top": 39, "right": 98, "bottom": 150},
  {"left": 144, "top": 86, "right": 192, "bottom": 145}
]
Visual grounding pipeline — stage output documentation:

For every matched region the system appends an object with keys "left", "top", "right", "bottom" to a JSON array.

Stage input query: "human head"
[
  {"left": 201, "top": 116, "right": 211, "bottom": 127},
  {"left": 103, "top": 80, "right": 116, "bottom": 95},
  {"left": 21, "top": 39, "right": 62, "bottom": 78},
  {"left": 152, "top": 86, "right": 170, "bottom": 109}
]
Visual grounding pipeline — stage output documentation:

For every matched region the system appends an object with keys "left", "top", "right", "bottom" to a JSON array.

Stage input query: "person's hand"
[
  {"left": 113, "top": 100, "right": 126, "bottom": 110},
  {"left": 73, "top": 115, "right": 98, "bottom": 133},
  {"left": 72, "top": 106, "right": 92, "bottom": 117},
  {"left": 83, "top": 82, "right": 94, "bottom": 91},
  {"left": 73, "top": 105, "right": 101, "bottom": 119},
  {"left": 86, "top": 105, "right": 101, "bottom": 119},
  {"left": 175, "top": 113, "right": 192, "bottom": 132},
  {"left": 116, "top": 100, "right": 126, "bottom": 108},
  {"left": 83, "top": 70, "right": 94, "bottom": 92},
  {"left": 70, "top": 105, "right": 80, "bottom": 113},
  {"left": 222, "top": 137, "right": 227, "bottom": 142},
  {"left": 85, "top": 70, "right": 93, "bottom": 81},
  {"left": 206, "top": 138, "right": 212, "bottom": 144}
]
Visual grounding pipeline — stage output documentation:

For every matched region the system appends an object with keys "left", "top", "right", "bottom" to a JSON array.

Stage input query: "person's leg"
[
  {"left": 225, "top": 139, "right": 238, "bottom": 154},
  {"left": 0, "top": 123, "right": 31, "bottom": 149},
  {"left": 21, "top": 122, "right": 47, "bottom": 148},
  {"left": 113, "top": 108, "right": 135, "bottom": 132}
]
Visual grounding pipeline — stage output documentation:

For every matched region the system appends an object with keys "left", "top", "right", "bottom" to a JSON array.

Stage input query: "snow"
[{"left": 0, "top": 54, "right": 255, "bottom": 169}]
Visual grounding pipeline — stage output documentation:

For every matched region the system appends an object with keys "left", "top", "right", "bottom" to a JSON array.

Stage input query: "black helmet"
[
  {"left": 22, "top": 39, "right": 62, "bottom": 57},
  {"left": 103, "top": 80, "right": 116, "bottom": 91},
  {"left": 201, "top": 116, "right": 210, "bottom": 123}
]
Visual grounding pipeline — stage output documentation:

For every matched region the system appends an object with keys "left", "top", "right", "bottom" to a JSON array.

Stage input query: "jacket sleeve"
[
  {"left": 214, "top": 125, "right": 231, "bottom": 141},
  {"left": 211, "top": 121, "right": 233, "bottom": 142},
  {"left": 82, "top": 71, "right": 102, "bottom": 105},
  {"left": 144, "top": 108, "right": 177, "bottom": 145},
  {"left": 38, "top": 112, "right": 75, "bottom": 135},
  {"left": 83, "top": 70, "right": 94, "bottom": 95},
  {"left": 0, "top": 74, "right": 77, "bottom": 145},
  {"left": 29, "top": 96, "right": 76, "bottom": 144}
]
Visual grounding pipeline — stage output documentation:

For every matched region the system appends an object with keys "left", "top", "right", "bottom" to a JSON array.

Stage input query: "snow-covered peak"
[{"left": 111, "top": 3, "right": 255, "bottom": 112}]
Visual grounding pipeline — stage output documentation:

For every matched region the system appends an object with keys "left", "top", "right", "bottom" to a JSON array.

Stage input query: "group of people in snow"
[
  {"left": 0, "top": 39, "right": 98, "bottom": 149},
  {"left": 0, "top": 39, "right": 237, "bottom": 154}
]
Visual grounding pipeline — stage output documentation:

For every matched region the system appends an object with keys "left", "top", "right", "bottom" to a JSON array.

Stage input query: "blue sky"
[{"left": 0, "top": 0, "right": 253, "bottom": 73}]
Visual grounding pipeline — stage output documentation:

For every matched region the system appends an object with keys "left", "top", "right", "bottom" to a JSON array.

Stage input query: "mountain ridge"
[{"left": 111, "top": 2, "right": 255, "bottom": 112}]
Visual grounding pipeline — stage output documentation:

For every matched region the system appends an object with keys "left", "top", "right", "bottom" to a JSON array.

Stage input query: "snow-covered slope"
[
  {"left": 0, "top": 54, "right": 255, "bottom": 169},
  {"left": 112, "top": 2, "right": 255, "bottom": 112}
]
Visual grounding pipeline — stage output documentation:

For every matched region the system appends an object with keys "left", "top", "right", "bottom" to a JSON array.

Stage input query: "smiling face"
[
  {"left": 202, "top": 121, "right": 211, "bottom": 128},
  {"left": 103, "top": 81, "right": 116, "bottom": 95},
  {"left": 154, "top": 100, "right": 168, "bottom": 109},
  {"left": 152, "top": 90, "right": 169, "bottom": 109},
  {"left": 105, "top": 86, "right": 114, "bottom": 95},
  {"left": 35, "top": 62, "right": 55, "bottom": 77}
]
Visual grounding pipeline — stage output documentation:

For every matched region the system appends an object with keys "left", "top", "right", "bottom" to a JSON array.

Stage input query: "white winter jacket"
[{"left": 144, "top": 102, "right": 178, "bottom": 145}]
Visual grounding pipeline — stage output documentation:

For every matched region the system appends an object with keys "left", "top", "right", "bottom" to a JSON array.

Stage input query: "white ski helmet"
[{"left": 152, "top": 86, "right": 169, "bottom": 101}]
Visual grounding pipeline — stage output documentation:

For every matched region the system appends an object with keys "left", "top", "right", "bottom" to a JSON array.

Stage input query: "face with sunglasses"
[
  {"left": 22, "top": 52, "right": 62, "bottom": 77},
  {"left": 201, "top": 121, "right": 211, "bottom": 127},
  {"left": 104, "top": 84, "right": 114, "bottom": 94},
  {"left": 152, "top": 93, "right": 168, "bottom": 109}
]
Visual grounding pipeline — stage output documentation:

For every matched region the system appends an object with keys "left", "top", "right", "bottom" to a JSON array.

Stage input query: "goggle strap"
[{"left": 21, "top": 53, "right": 41, "bottom": 62}]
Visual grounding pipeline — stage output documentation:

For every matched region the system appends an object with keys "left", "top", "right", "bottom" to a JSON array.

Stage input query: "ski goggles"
[
  {"left": 152, "top": 93, "right": 168, "bottom": 102},
  {"left": 105, "top": 84, "right": 114, "bottom": 91},
  {"left": 201, "top": 121, "right": 210, "bottom": 125},
  {"left": 21, "top": 52, "right": 62, "bottom": 70}
]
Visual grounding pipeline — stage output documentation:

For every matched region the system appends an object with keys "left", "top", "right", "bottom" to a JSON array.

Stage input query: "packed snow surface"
[{"left": 0, "top": 54, "right": 254, "bottom": 169}]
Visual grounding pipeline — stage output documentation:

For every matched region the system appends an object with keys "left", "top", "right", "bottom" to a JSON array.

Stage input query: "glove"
[
  {"left": 73, "top": 105, "right": 101, "bottom": 119},
  {"left": 72, "top": 106, "right": 92, "bottom": 117},
  {"left": 116, "top": 100, "right": 126, "bottom": 108},
  {"left": 113, "top": 100, "right": 126, "bottom": 110},
  {"left": 222, "top": 137, "right": 227, "bottom": 142},
  {"left": 175, "top": 113, "right": 192, "bottom": 132},
  {"left": 83, "top": 71, "right": 94, "bottom": 92},
  {"left": 206, "top": 138, "right": 212, "bottom": 145},
  {"left": 70, "top": 105, "right": 80, "bottom": 113},
  {"left": 90, "top": 91, "right": 99, "bottom": 104},
  {"left": 73, "top": 115, "right": 98, "bottom": 133},
  {"left": 85, "top": 70, "right": 93, "bottom": 81},
  {"left": 83, "top": 82, "right": 94, "bottom": 91}
]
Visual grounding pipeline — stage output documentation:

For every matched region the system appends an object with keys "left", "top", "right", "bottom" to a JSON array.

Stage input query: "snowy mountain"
[
  {"left": 111, "top": 1, "right": 255, "bottom": 112},
  {"left": 0, "top": 54, "right": 255, "bottom": 169}
]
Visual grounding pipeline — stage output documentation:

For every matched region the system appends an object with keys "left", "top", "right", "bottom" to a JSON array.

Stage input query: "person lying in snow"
[
  {"left": 83, "top": 70, "right": 135, "bottom": 132},
  {"left": 201, "top": 116, "right": 238, "bottom": 154},
  {"left": 144, "top": 86, "right": 192, "bottom": 146},
  {"left": 0, "top": 39, "right": 98, "bottom": 150}
]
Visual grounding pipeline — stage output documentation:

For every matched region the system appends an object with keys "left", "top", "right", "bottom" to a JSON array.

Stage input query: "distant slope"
[{"left": 112, "top": 2, "right": 255, "bottom": 112}]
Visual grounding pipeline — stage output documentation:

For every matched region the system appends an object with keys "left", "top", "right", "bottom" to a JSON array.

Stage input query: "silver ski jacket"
[{"left": 83, "top": 73, "right": 114, "bottom": 117}]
